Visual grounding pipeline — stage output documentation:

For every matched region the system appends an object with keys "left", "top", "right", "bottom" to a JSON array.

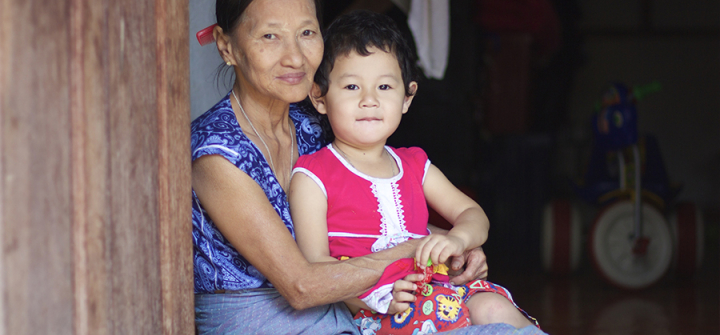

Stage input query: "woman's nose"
[{"left": 280, "top": 39, "right": 304, "bottom": 68}]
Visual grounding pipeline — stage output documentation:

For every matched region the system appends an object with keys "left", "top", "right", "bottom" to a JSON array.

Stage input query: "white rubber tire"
[{"left": 590, "top": 200, "right": 673, "bottom": 289}]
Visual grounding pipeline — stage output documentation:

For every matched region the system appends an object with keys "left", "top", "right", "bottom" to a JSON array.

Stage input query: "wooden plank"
[
  {"left": 106, "top": 0, "right": 163, "bottom": 333},
  {"left": 155, "top": 0, "right": 193, "bottom": 333},
  {"left": 71, "top": 0, "right": 111, "bottom": 334},
  {"left": 0, "top": 0, "right": 74, "bottom": 333}
]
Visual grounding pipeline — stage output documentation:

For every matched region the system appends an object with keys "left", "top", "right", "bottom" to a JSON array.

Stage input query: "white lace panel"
[{"left": 371, "top": 180, "right": 406, "bottom": 238}]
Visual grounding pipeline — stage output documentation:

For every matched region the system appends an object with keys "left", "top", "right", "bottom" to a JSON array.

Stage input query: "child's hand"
[
  {"left": 386, "top": 275, "right": 421, "bottom": 315},
  {"left": 415, "top": 234, "right": 465, "bottom": 268}
]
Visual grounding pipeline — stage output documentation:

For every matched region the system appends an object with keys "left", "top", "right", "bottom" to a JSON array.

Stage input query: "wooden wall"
[{"left": 0, "top": 0, "right": 193, "bottom": 333}]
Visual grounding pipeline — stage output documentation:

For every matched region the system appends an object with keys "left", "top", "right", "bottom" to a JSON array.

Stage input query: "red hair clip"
[{"left": 196, "top": 24, "right": 218, "bottom": 46}]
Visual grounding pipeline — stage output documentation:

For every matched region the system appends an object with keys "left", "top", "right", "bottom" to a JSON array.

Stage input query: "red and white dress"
[{"left": 293, "top": 144, "right": 432, "bottom": 310}]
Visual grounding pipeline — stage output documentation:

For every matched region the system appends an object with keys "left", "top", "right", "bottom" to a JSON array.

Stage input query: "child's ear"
[
  {"left": 402, "top": 81, "right": 418, "bottom": 114},
  {"left": 309, "top": 84, "right": 327, "bottom": 115}
]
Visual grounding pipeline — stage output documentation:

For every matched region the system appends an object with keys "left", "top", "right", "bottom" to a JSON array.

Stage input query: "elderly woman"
[{"left": 191, "top": 0, "right": 543, "bottom": 334}]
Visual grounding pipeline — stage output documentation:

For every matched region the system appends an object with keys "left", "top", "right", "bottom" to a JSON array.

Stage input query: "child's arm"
[
  {"left": 289, "top": 172, "right": 335, "bottom": 264},
  {"left": 416, "top": 164, "right": 490, "bottom": 268}
]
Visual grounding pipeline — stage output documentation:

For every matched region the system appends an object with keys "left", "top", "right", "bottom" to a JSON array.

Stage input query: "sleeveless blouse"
[
  {"left": 191, "top": 92, "right": 331, "bottom": 294},
  {"left": 292, "top": 144, "right": 432, "bottom": 258}
]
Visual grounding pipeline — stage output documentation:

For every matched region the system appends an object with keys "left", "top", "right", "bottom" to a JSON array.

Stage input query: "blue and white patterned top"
[{"left": 191, "top": 92, "right": 332, "bottom": 294}]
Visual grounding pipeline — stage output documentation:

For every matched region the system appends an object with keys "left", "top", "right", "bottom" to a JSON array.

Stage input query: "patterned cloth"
[
  {"left": 353, "top": 279, "right": 539, "bottom": 335},
  {"left": 191, "top": 92, "right": 331, "bottom": 294}
]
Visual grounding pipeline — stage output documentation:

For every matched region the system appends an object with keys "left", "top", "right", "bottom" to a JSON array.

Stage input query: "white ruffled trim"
[{"left": 360, "top": 283, "right": 394, "bottom": 314}]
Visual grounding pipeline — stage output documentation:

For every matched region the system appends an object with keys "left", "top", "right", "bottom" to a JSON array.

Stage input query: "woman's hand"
[
  {"left": 386, "top": 273, "right": 424, "bottom": 315},
  {"left": 447, "top": 247, "right": 488, "bottom": 285},
  {"left": 414, "top": 234, "right": 465, "bottom": 269}
]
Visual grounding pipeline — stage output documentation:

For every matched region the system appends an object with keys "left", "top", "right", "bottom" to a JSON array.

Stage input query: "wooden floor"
[{"left": 491, "top": 248, "right": 719, "bottom": 334}]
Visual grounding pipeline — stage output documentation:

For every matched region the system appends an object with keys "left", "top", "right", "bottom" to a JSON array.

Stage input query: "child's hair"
[{"left": 314, "top": 10, "right": 420, "bottom": 98}]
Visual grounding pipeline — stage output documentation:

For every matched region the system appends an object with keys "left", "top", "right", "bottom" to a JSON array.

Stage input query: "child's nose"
[{"left": 360, "top": 91, "right": 379, "bottom": 108}]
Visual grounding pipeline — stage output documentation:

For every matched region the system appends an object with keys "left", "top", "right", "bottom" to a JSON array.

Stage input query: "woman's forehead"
[{"left": 241, "top": 0, "right": 317, "bottom": 27}]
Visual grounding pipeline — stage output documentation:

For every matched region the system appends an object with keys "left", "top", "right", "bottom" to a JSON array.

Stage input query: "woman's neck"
[{"left": 232, "top": 83, "right": 292, "bottom": 134}]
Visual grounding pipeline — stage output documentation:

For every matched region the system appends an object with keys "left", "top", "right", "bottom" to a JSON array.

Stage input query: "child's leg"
[{"left": 465, "top": 291, "right": 533, "bottom": 328}]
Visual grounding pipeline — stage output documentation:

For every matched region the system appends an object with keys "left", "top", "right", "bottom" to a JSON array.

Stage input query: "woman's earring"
[{"left": 226, "top": 61, "right": 232, "bottom": 66}]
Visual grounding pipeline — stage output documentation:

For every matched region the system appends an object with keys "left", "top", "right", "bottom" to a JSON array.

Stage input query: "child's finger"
[
  {"left": 393, "top": 290, "right": 417, "bottom": 304},
  {"left": 417, "top": 237, "right": 439, "bottom": 267},
  {"left": 393, "top": 279, "right": 417, "bottom": 294},
  {"left": 414, "top": 237, "right": 431, "bottom": 268},
  {"left": 436, "top": 244, "right": 458, "bottom": 265},
  {"left": 429, "top": 241, "right": 449, "bottom": 265},
  {"left": 403, "top": 273, "right": 425, "bottom": 282}
]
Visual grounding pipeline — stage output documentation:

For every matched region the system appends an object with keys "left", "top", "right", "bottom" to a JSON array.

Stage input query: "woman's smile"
[{"left": 277, "top": 72, "right": 307, "bottom": 85}]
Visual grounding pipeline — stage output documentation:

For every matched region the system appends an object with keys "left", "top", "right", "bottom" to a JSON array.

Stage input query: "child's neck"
[{"left": 332, "top": 141, "right": 396, "bottom": 179}]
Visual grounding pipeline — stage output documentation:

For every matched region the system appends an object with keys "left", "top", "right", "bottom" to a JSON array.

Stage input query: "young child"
[{"left": 289, "top": 10, "right": 539, "bottom": 334}]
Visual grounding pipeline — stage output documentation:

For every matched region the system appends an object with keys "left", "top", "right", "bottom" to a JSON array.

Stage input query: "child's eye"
[
  {"left": 379, "top": 84, "right": 391, "bottom": 90},
  {"left": 344, "top": 84, "right": 358, "bottom": 90}
]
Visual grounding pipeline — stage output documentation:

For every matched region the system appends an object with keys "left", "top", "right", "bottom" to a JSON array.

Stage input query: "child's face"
[{"left": 313, "top": 47, "right": 417, "bottom": 148}]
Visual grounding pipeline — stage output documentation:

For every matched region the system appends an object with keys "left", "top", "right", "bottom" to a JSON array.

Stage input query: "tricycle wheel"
[
  {"left": 542, "top": 199, "right": 582, "bottom": 274},
  {"left": 590, "top": 200, "right": 672, "bottom": 289}
]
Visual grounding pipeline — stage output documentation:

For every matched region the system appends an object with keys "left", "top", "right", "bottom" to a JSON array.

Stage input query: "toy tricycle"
[{"left": 542, "top": 82, "right": 704, "bottom": 289}]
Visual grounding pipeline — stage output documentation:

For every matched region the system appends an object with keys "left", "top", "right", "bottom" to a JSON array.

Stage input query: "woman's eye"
[
  {"left": 379, "top": 84, "right": 391, "bottom": 90},
  {"left": 344, "top": 84, "right": 358, "bottom": 90},
  {"left": 302, "top": 30, "right": 315, "bottom": 37},
  {"left": 263, "top": 34, "right": 276, "bottom": 40}
]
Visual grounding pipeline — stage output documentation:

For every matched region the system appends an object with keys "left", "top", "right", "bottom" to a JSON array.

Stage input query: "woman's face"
[{"left": 230, "top": 0, "right": 323, "bottom": 103}]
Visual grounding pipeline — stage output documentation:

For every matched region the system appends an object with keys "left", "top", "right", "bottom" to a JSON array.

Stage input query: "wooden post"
[{"left": 0, "top": 0, "right": 192, "bottom": 333}]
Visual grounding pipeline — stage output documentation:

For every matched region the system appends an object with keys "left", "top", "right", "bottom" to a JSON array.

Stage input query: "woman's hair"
[
  {"left": 215, "top": 0, "right": 323, "bottom": 36},
  {"left": 314, "top": 10, "right": 419, "bottom": 98}
]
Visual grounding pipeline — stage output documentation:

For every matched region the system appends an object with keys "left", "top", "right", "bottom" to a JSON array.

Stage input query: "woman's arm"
[
  {"left": 417, "top": 164, "right": 490, "bottom": 267},
  {"left": 192, "top": 155, "right": 418, "bottom": 310}
]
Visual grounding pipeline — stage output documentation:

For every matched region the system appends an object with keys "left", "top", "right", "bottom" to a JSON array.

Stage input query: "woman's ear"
[
  {"left": 402, "top": 81, "right": 418, "bottom": 114},
  {"left": 309, "top": 84, "right": 327, "bottom": 115},
  {"left": 214, "top": 26, "right": 235, "bottom": 66}
]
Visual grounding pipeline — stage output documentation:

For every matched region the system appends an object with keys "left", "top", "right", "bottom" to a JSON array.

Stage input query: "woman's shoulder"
[
  {"left": 191, "top": 92, "right": 235, "bottom": 134},
  {"left": 190, "top": 92, "right": 247, "bottom": 162}
]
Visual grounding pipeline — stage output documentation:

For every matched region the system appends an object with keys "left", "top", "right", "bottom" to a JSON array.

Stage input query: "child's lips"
[{"left": 357, "top": 117, "right": 382, "bottom": 122}]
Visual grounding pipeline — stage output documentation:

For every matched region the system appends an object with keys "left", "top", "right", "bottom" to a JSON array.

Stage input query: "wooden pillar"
[{"left": 0, "top": 0, "right": 193, "bottom": 333}]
